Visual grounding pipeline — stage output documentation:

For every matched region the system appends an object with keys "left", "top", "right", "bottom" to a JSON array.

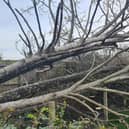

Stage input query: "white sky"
[
  {"left": 0, "top": 0, "right": 89, "bottom": 59},
  {"left": 0, "top": 0, "right": 31, "bottom": 59}
]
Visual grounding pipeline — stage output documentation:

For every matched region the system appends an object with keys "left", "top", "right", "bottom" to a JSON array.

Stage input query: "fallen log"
[
  {"left": 0, "top": 65, "right": 123, "bottom": 103},
  {"left": 0, "top": 65, "right": 129, "bottom": 114},
  {"left": 0, "top": 36, "right": 121, "bottom": 84}
]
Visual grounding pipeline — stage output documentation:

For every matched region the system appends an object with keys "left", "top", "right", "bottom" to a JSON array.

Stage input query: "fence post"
[
  {"left": 103, "top": 91, "right": 108, "bottom": 121},
  {"left": 48, "top": 101, "right": 56, "bottom": 129}
]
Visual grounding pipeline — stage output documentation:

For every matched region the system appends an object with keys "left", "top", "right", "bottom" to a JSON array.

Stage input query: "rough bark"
[
  {"left": 0, "top": 35, "right": 124, "bottom": 84},
  {"left": 0, "top": 65, "right": 122, "bottom": 103},
  {"left": 0, "top": 65, "right": 129, "bottom": 112},
  {"left": 0, "top": 44, "right": 102, "bottom": 83}
]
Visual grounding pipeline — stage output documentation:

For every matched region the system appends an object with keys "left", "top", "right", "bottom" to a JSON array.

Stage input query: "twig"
[
  {"left": 33, "top": 0, "right": 45, "bottom": 52},
  {"left": 15, "top": 9, "right": 39, "bottom": 53},
  {"left": 83, "top": 0, "right": 101, "bottom": 41},
  {"left": 47, "top": 0, "right": 64, "bottom": 52},
  {"left": 63, "top": 95, "right": 98, "bottom": 117},
  {"left": 70, "top": 93, "right": 129, "bottom": 118},
  {"left": 68, "top": 0, "right": 75, "bottom": 42},
  {"left": 88, "top": 87, "right": 129, "bottom": 96},
  {"left": 3, "top": 0, "right": 32, "bottom": 55}
]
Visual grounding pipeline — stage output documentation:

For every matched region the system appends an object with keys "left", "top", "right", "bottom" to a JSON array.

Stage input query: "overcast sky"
[
  {"left": 0, "top": 0, "right": 29, "bottom": 59},
  {"left": 0, "top": 0, "right": 89, "bottom": 59}
]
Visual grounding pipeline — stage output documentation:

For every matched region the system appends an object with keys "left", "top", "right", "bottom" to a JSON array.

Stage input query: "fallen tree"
[
  {"left": 0, "top": 65, "right": 123, "bottom": 103},
  {"left": 1, "top": 0, "right": 129, "bottom": 127},
  {"left": 0, "top": 43, "right": 109, "bottom": 84},
  {"left": 0, "top": 63, "right": 129, "bottom": 115},
  {"left": 0, "top": 0, "right": 129, "bottom": 84}
]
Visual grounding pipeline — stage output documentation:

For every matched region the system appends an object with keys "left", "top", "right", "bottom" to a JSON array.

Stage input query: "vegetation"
[
  {"left": 1, "top": 0, "right": 129, "bottom": 128},
  {"left": 0, "top": 103, "right": 95, "bottom": 129}
]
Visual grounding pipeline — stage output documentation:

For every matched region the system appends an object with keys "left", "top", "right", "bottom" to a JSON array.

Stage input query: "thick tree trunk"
[
  {"left": 0, "top": 66, "right": 129, "bottom": 113},
  {"left": 0, "top": 65, "right": 122, "bottom": 103},
  {"left": 0, "top": 71, "right": 87, "bottom": 103},
  {"left": 0, "top": 40, "right": 114, "bottom": 84}
]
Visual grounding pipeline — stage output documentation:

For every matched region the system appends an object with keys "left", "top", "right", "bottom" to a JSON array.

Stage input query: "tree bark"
[
  {"left": 0, "top": 65, "right": 122, "bottom": 103},
  {"left": 0, "top": 66, "right": 129, "bottom": 113},
  {"left": 0, "top": 36, "right": 120, "bottom": 84}
]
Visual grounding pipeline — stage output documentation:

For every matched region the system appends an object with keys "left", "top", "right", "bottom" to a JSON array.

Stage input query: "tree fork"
[{"left": 0, "top": 44, "right": 106, "bottom": 84}]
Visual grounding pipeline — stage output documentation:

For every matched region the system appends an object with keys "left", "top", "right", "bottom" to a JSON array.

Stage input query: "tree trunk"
[
  {"left": 0, "top": 65, "right": 121, "bottom": 103},
  {"left": 0, "top": 41, "right": 113, "bottom": 84}
]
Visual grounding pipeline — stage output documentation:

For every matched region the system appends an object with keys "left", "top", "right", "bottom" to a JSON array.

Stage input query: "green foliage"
[
  {"left": 27, "top": 113, "right": 37, "bottom": 120},
  {"left": 25, "top": 107, "right": 49, "bottom": 128},
  {"left": 1, "top": 104, "right": 129, "bottom": 129},
  {"left": 0, "top": 125, "right": 17, "bottom": 129},
  {"left": 0, "top": 101, "right": 95, "bottom": 129}
]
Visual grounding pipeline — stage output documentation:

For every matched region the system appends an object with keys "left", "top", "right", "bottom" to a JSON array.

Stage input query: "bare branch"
[
  {"left": 46, "top": 0, "right": 64, "bottom": 52},
  {"left": 33, "top": 0, "right": 45, "bottom": 52},
  {"left": 70, "top": 93, "right": 129, "bottom": 118},
  {"left": 68, "top": 0, "right": 75, "bottom": 42},
  {"left": 83, "top": 0, "right": 101, "bottom": 42},
  {"left": 15, "top": 9, "right": 39, "bottom": 53},
  {"left": 48, "top": 0, "right": 56, "bottom": 23},
  {"left": 63, "top": 95, "right": 98, "bottom": 117},
  {"left": 95, "top": 1, "right": 129, "bottom": 36},
  {"left": 3, "top": 0, "right": 32, "bottom": 55}
]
